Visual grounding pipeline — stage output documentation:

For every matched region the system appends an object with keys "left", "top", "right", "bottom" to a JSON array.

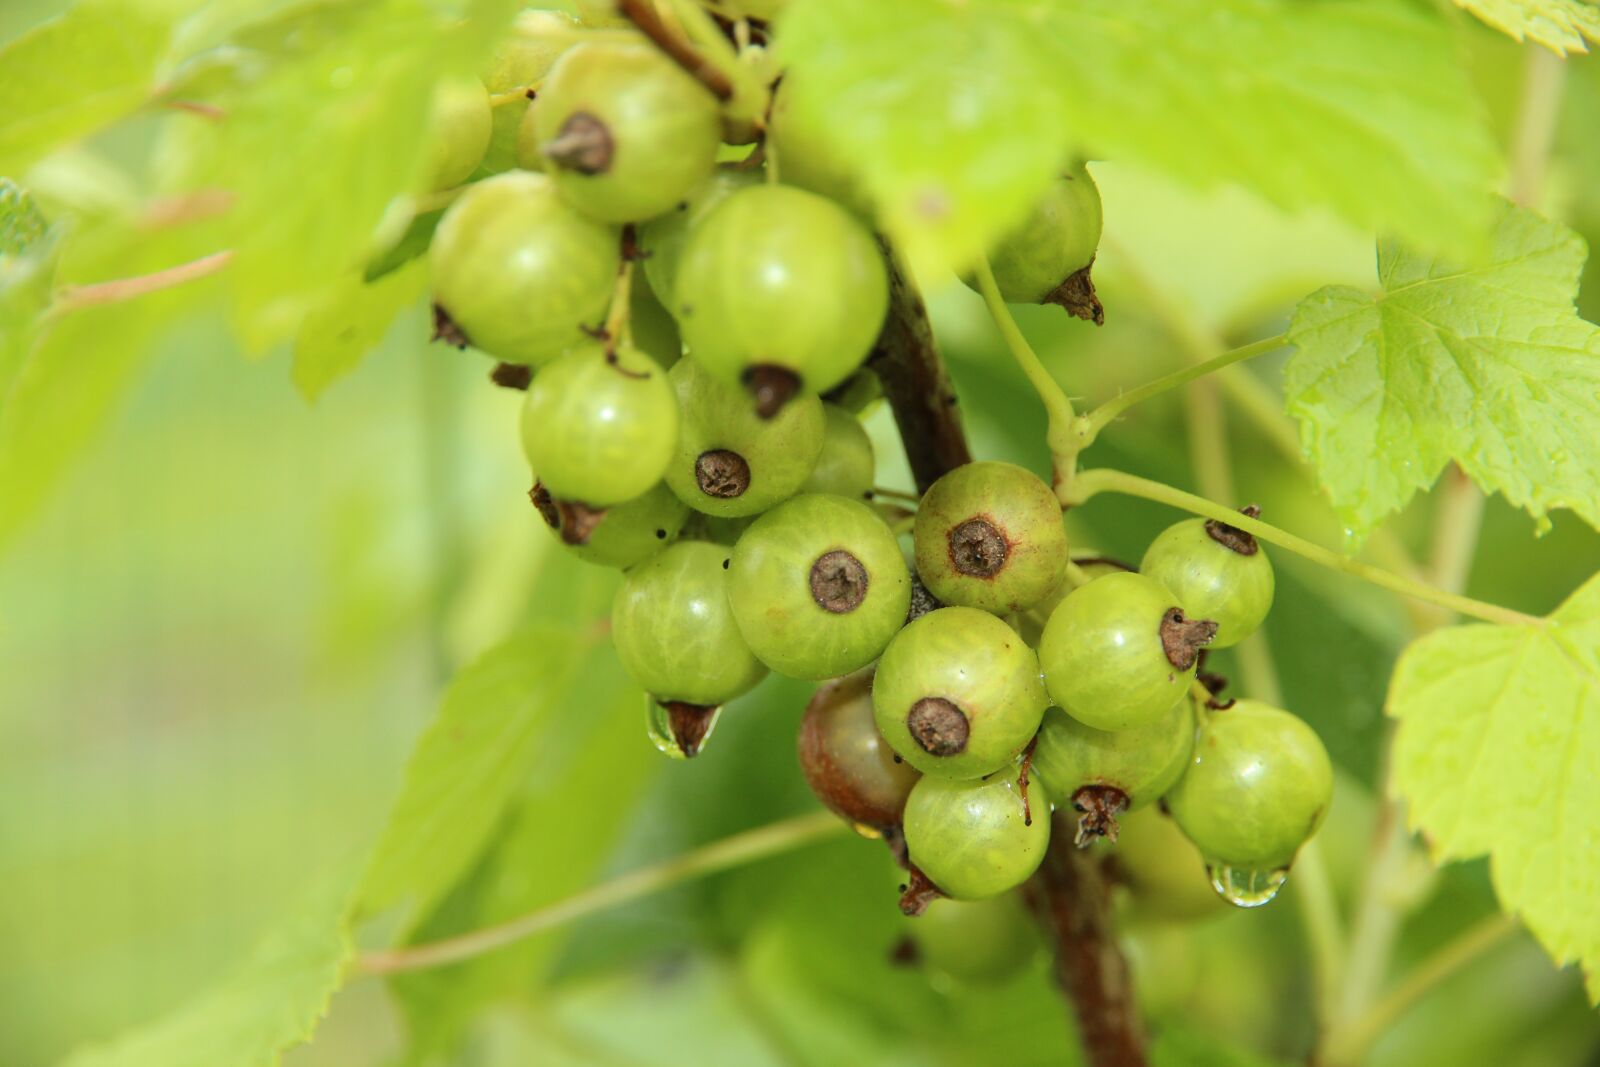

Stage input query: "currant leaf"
[
  {"left": 1453, "top": 0, "right": 1600, "bottom": 53},
  {"left": 1389, "top": 572, "right": 1600, "bottom": 1002},
  {"left": 291, "top": 261, "right": 427, "bottom": 402},
  {"left": 776, "top": 0, "right": 1498, "bottom": 274},
  {"left": 1286, "top": 201, "right": 1600, "bottom": 542}
]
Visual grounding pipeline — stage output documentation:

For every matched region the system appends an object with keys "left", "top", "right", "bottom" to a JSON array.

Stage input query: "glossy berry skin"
[
  {"left": 972, "top": 163, "right": 1102, "bottom": 304},
  {"left": 533, "top": 42, "right": 722, "bottom": 222},
  {"left": 478, "top": 10, "right": 575, "bottom": 175},
  {"left": 910, "top": 893, "right": 1039, "bottom": 985},
  {"left": 801, "top": 404, "right": 875, "bottom": 500},
  {"left": 798, "top": 669, "right": 920, "bottom": 831},
  {"left": 1166, "top": 700, "right": 1333, "bottom": 870},
  {"left": 903, "top": 773, "right": 1050, "bottom": 901},
  {"left": 638, "top": 167, "right": 761, "bottom": 309},
  {"left": 430, "top": 171, "right": 618, "bottom": 365},
  {"left": 612, "top": 540, "right": 768, "bottom": 707},
  {"left": 1039, "top": 572, "right": 1212, "bottom": 731},
  {"left": 519, "top": 341, "right": 678, "bottom": 507},
  {"left": 913, "top": 461, "right": 1066, "bottom": 615},
  {"left": 1032, "top": 699, "right": 1194, "bottom": 813},
  {"left": 424, "top": 79, "right": 492, "bottom": 190},
  {"left": 729, "top": 494, "right": 910, "bottom": 680},
  {"left": 766, "top": 79, "right": 871, "bottom": 215},
  {"left": 532, "top": 480, "right": 687, "bottom": 569},
  {"left": 1106, "top": 808, "right": 1227, "bottom": 924},
  {"left": 664, "top": 357, "right": 825, "bottom": 518},
  {"left": 1141, "top": 517, "right": 1274, "bottom": 649},
  {"left": 873, "top": 607, "right": 1048, "bottom": 779},
  {"left": 675, "top": 184, "right": 889, "bottom": 402}
]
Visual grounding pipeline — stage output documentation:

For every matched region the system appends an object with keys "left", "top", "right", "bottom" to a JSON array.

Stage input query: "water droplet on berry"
[
  {"left": 645, "top": 698, "right": 723, "bottom": 760},
  {"left": 1206, "top": 863, "right": 1288, "bottom": 907}
]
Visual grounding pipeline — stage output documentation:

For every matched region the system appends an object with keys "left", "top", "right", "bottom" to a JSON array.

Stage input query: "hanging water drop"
[
  {"left": 1206, "top": 863, "right": 1288, "bottom": 907},
  {"left": 646, "top": 697, "right": 723, "bottom": 759}
]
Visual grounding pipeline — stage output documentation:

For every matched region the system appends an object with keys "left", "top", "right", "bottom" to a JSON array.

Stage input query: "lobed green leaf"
[
  {"left": 291, "top": 261, "right": 427, "bottom": 402},
  {"left": 1454, "top": 0, "right": 1600, "bottom": 54},
  {"left": 1286, "top": 201, "right": 1600, "bottom": 542},
  {"left": 1389, "top": 572, "right": 1600, "bottom": 1001},
  {"left": 777, "top": 0, "right": 1499, "bottom": 275},
  {"left": 60, "top": 872, "right": 356, "bottom": 1067}
]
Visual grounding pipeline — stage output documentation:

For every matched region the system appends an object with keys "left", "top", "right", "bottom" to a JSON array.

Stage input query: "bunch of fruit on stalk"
[{"left": 419, "top": 6, "right": 1333, "bottom": 941}]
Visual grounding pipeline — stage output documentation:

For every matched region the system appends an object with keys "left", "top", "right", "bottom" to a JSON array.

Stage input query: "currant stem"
[
  {"left": 602, "top": 251, "right": 636, "bottom": 348},
  {"left": 355, "top": 811, "right": 845, "bottom": 976},
  {"left": 1066, "top": 469, "right": 1547, "bottom": 629},
  {"left": 971, "top": 256, "right": 1080, "bottom": 491},
  {"left": 1322, "top": 913, "right": 1518, "bottom": 1066},
  {"left": 51, "top": 250, "right": 234, "bottom": 313},
  {"left": 1077, "top": 334, "right": 1285, "bottom": 442}
]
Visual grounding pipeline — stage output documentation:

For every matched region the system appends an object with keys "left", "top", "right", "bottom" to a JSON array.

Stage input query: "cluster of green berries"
[{"left": 418, "top": 8, "right": 1331, "bottom": 958}]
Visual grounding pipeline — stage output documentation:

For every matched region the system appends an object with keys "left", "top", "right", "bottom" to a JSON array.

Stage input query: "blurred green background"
[{"left": 4, "top": 3, "right": 1600, "bottom": 1066}]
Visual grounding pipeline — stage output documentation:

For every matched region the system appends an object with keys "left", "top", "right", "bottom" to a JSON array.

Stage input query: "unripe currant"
[
  {"left": 1140, "top": 509, "right": 1274, "bottom": 649},
  {"left": 1032, "top": 699, "right": 1194, "bottom": 846},
  {"left": 674, "top": 184, "right": 889, "bottom": 415},
  {"left": 1106, "top": 808, "right": 1228, "bottom": 924},
  {"left": 530, "top": 481, "right": 687, "bottom": 569},
  {"left": 478, "top": 10, "right": 575, "bottom": 176},
  {"left": 612, "top": 541, "right": 768, "bottom": 755},
  {"left": 533, "top": 42, "right": 722, "bottom": 222},
  {"left": 913, "top": 461, "right": 1067, "bottom": 615},
  {"left": 1165, "top": 701, "right": 1333, "bottom": 902},
  {"left": 423, "top": 78, "right": 492, "bottom": 190},
  {"left": 798, "top": 669, "right": 921, "bottom": 833},
  {"left": 729, "top": 494, "right": 910, "bottom": 680},
  {"left": 519, "top": 341, "right": 678, "bottom": 507},
  {"left": 766, "top": 79, "right": 871, "bottom": 215},
  {"left": 638, "top": 167, "right": 762, "bottom": 307},
  {"left": 801, "top": 404, "right": 875, "bottom": 500},
  {"left": 968, "top": 162, "right": 1104, "bottom": 323},
  {"left": 1039, "top": 571, "right": 1216, "bottom": 731},
  {"left": 430, "top": 171, "right": 618, "bottom": 365},
  {"left": 664, "top": 357, "right": 825, "bottom": 518},
  {"left": 873, "top": 607, "right": 1048, "bottom": 779},
  {"left": 908, "top": 893, "right": 1040, "bottom": 985},
  {"left": 903, "top": 772, "right": 1050, "bottom": 903}
]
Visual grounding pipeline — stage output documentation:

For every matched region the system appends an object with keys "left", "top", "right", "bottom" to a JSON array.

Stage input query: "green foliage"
[
  {"left": 61, "top": 872, "right": 355, "bottom": 1067},
  {"left": 1287, "top": 201, "right": 1600, "bottom": 543},
  {"left": 0, "top": 0, "right": 172, "bottom": 173},
  {"left": 357, "top": 620, "right": 608, "bottom": 923},
  {"left": 291, "top": 261, "right": 428, "bottom": 401},
  {"left": 1390, "top": 573, "right": 1600, "bottom": 1001},
  {"left": 777, "top": 0, "right": 1499, "bottom": 274},
  {"left": 1455, "top": 0, "right": 1600, "bottom": 53}
]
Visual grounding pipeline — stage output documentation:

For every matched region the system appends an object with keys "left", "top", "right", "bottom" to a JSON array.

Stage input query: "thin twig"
[
  {"left": 618, "top": 0, "right": 733, "bottom": 100},
  {"left": 52, "top": 251, "right": 234, "bottom": 312}
]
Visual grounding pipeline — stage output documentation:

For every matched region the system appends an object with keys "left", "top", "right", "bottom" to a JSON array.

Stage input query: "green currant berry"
[
  {"left": 430, "top": 171, "right": 619, "bottom": 365},
  {"left": 909, "top": 893, "right": 1039, "bottom": 985},
  {"left": 1166, "top": 700, "right": 1333, "bottom": 873},
  {"left": 801, "top": 404, "right": 875, "bottom": 500},
  {"left": 531, "top": 481, "right": 687, "bottom": 569},
  {"left": 477, "top": 10, "right": 575, "bottom": 176},
  {"left": 798, "top": 668, "right": 920, "bottom": 832},
  {"left": 903, "top": 773, "right": 1050, "bottom": 901},
  {"left": 873, "top": 607, "right": 1048, "bottom": 779},
  {"left": 968, "top": 163, "right": 1103, "bottom": 322},
  {"left": 424, "top": 78, "right": 492, "bottom": 190},
  {"left": 1106, "top": 808, "right": 1227, "bottom": 924},
  {"left": 638, "top": 167, "right": 762, "bottom": 308},
  {"left": 729, "top": 494, "right": 910, "bottom": 680},
  {"left": 1039, "top": 571, "right": 1216, "bottom": 731},
  {"left": 766, "top": 79, "right": 871, "bottom": 215},
  {"left": 913, "top": 461, "right": 1067, "bottom": 615},
  {"left": 519, "top": 341, "right": 678, "bottom": 507},
  {"left": 533, "top": 42, "right": 722, "bottom": 222},
  {"left": 629, "top": 268, "right": 683, "bottom": 369},
  {"left": 573, "top": 0, "right": 628, "bottom": 26},
  {"left": 1140, "top": 510, "right": 1274, "bottom": 649},
  {"left": 612, "top": 540, "right": 768, "bottom": 709},
  {"left": 675, "top": 184, "right": 888, "bottom": 414},
  {"left": 664, "top": 357, "right": 825, "bottom": 518},
  {"left": 1032, "top": 699, "right": 1194, "bottom": 846}
]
